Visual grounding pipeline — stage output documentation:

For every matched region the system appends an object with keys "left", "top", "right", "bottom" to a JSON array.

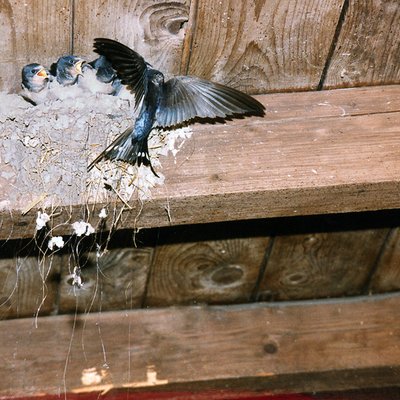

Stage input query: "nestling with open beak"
[
  {"left": 88, "top": 38, "right": 265, "bottom": 176},
  {"left": 22, "top": 63, "right": 50, "bottom": 92},
  {"left": 52, "top": 55, "right": 85, "bottom": 86},
  {"left": 21, "top": 63, "right": 51, "bottom": 105}
]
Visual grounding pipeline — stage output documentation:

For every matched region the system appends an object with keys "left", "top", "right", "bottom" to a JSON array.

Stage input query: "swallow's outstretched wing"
[
  {"left": 156, "top": 76, "right": 265, "bottom": 127},
  {"left": 94, "top": 38, "right": 147, "bottom": 108}
]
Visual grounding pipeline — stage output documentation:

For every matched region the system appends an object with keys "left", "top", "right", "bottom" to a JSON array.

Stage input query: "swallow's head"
[
  {"left": 148, "top": 69, "right": 164, "bottom": 86},
  {"left": 21, "top": 63, "right": 49, "bottom": 92},
  {"left": 56, "top": 55, "right": 86, "bottom": 85}
]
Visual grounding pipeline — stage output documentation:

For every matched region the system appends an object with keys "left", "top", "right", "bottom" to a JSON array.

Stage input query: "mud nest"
[{"left": 0, "top": 91, "right": 192, "bottom": 213}]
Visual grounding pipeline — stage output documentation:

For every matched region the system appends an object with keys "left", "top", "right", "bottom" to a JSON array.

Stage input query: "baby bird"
[
  {"left": 52, "top": 55, "right": 86, "bottom": 86},
  {"left": 22, "top": 63, "right": 50, "bottom": 92},
  {"left": 79, "top": 55, "right": 121, "bottom": 95},
  {"left": 21, "top": 63, "right": 51, "bottom": 105}
]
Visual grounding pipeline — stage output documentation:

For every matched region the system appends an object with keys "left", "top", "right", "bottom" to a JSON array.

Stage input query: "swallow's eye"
[{"left": 68, "top": 59, "right": 74, "bottom": 65}]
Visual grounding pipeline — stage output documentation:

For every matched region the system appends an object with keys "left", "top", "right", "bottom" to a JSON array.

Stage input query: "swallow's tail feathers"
[
  {"left": 88, "top": 126, "right": 133, "bottom": 170},
  {"left": 88, "top": 128, "right": 158, "bottom": 176}
]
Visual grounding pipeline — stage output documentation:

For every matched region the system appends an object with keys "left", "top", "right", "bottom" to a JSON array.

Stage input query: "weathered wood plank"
[
  {"left": 369, "top": 228, "right": 400, "bottom": 293},
  {"left": 257, "top": 229, "right": 389, "bottom": 301},
  {"left": 73, "top": 0, "right": 190, "bottom": 76},
  {"left": 183, "top": 0, "right": 344, "bottom": 93},
  {"left": 58, "top": 247, "right": 153, "bottom": 314},
  {"left": 1, "top": 294, "right": 400, "bottom": 396},
  {"left": 0, "top": 0, "right": 72, "bottom": 93},
  {"left": 145, "top": 237, "right": 270, "bottom": 306},
  {"left": 0, "top": 252, "right": 60, "bottom": 319},
  {"left": 324, "top": 1, "right": 400, "bottom": 88},
  {"left": 1, "top": 85, "right": 400, "bottom": 240}
]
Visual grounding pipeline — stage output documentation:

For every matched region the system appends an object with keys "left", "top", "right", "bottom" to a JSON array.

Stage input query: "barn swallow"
[
  {"left": 88, "top": 38, "right": 265, "bottom": 175},
  {"left": 21, "top": 63, "right": 49, "bottom": 92},
  {"left": 79, "top": 55, "right": 122, "bottom": 95},
  {"left": 52, "top": 55, "right": 85, "bottom": 86},
  {"left": 89, "top": 55, "right": 126, "bottom": 96},
  {"left": 21, "top": 63, "right": 51, "bottom": 105},
  {"left": 89, "top": 55, "right": 116, "bottom": 84}
]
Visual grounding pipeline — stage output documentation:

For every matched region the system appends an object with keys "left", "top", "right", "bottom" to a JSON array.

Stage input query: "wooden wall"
[{"left": 1, "top": 0, "right": 399, "bottom": 93}]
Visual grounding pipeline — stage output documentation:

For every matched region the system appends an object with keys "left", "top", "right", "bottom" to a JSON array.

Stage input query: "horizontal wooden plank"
[
  {"left": 0, "top": 254, "right": 60, "bottom": 319},
  {"left": 0, "top": 391, "right": 319, "bottom": 400},
  {"left": 1, "top": 293, "right": 400, "bottom": 397},
  {"left": 1, "top": 85, "right": 400, "bottom": 240}
]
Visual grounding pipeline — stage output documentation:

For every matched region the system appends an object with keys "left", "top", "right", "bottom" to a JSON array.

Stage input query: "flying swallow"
[
  {"left": 88, "top": 38, "right": 265, "bottom": 175},
  {"left": 52, "top": 55, "right": 85, "bottom": 86}
]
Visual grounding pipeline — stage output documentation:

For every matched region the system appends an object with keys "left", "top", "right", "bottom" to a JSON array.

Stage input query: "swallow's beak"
[
  {"left": 36, "top": 68, "right": 48, "bottom": 78},
  {"left": 74, "top": 60, "right": 85, "bottom": 75}
]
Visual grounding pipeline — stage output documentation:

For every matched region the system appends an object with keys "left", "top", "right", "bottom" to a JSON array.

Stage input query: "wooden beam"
[
  {"left": 1, "top": 85, "right": 400, "bottom": 240},
  {"left": 1, "top": 294, "right": 400, "bottom": 397}
]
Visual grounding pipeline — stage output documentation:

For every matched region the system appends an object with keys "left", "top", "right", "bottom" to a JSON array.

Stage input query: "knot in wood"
[
  {"left": 209, "top": 264, "right": 244, "bottom": 286},
  {"left": 263, "top": 342, "right": 278, "bottom": 354}
]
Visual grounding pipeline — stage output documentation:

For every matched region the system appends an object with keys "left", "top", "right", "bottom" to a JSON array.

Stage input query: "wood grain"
[
  {"left": 324, "top": 1, "right": 400, "bottom": 88},
  {"left": 58, "top": 247, "right": 153, "bottom": 314},
  {"left": 0, "top": 253, "right": 60, "bottom": 319},
  {"left": 257, "top": 229, "right": 389, "bottom": 301},
  {"left": 1, "top": 85, "right": 400, "bottom": 240},
  {"left": 368, "top": 228, "right": 400, "bottom": 293},
  {"left": 145, "top": 237, "right": 270, "bottom": 306},
  {"left": 183, "top": 0, "right": 344, "bottom": 93},
  {"left": 73, "top": 0, "right": 190, "bottom": 77},
  {"left": 1, "top": 294, "right": 400, "bottom": 396},
  {"left": 0, "top": 0, "right": 72, "bottom": 92}
]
